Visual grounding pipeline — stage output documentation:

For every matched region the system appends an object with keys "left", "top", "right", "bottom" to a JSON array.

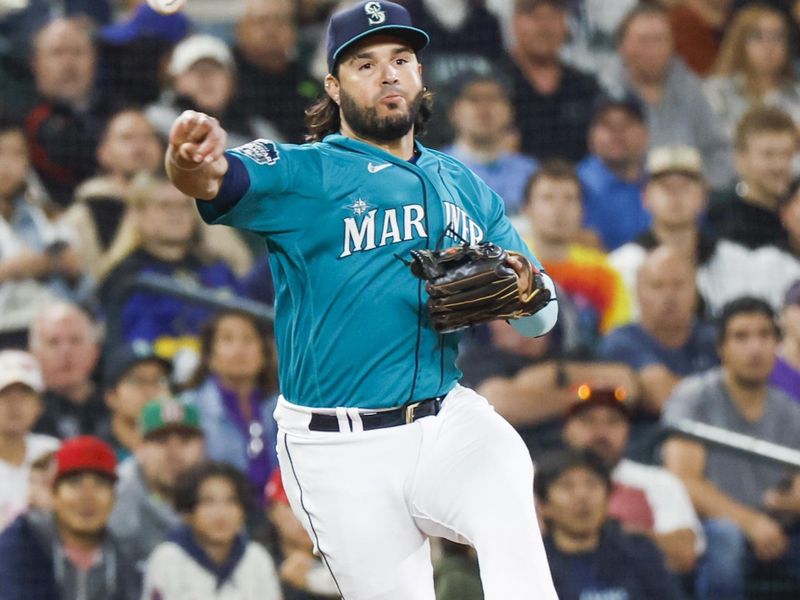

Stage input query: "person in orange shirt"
[{"left": 523, "top": 161, "right": 631, "bottom": 351}]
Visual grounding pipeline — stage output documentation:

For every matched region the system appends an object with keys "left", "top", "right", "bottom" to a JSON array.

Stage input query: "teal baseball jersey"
[{"left": 197, "top": 134, "right": 548, "bottom": 409}]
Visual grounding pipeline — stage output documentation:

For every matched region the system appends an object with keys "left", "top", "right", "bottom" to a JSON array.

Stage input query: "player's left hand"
[{"left": 409, "top": 242, "right": 551, "bottom": 333}]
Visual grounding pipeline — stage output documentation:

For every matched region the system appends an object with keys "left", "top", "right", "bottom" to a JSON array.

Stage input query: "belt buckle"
[{"left": 405, "top": 401, "right": 422, "bottom": 424}]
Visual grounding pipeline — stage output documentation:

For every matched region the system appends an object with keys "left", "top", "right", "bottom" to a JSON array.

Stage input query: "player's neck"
[{"left": 339, "top": 122, "right": 416, "bottom": 161}]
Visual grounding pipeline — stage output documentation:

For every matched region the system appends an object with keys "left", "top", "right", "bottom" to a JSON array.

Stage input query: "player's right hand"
[{"left": 168, "top": 110, "right": 227, "bottom": 167}]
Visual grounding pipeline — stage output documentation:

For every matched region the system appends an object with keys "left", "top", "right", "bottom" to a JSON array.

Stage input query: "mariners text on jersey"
[{"left": 196, "top": 135, "right": 546, "bottom": 410}]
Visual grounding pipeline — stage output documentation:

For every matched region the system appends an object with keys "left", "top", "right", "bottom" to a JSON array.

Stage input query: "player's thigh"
[
  {"left": 410, "top": 385, "right": 536, "bottom": 540},
  {"left": 277, "top": 429, "right": 436, "bottom": 600}
]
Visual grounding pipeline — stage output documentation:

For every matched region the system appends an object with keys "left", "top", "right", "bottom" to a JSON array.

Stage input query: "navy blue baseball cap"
[
  {"left": 104, "top": 340, "right": 171, "bottom": 388},
  {"left": 326, "top": 1, "right": 430, "bottom": 73}
]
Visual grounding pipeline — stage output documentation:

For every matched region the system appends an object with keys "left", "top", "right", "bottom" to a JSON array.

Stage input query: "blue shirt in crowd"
[
  {"left": 442, "top": 144, "right": 538, "bottom": 215},
  {"left": 577, "top": 155, "right": 650, "bottom": 251},
  {"left": 600, "top": 320, "right": 719, "bottom": 375}
]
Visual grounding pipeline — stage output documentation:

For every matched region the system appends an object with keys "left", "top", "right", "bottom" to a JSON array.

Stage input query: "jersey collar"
[{"left": 322, "top": 133, "right": 430, "bottom": 168}]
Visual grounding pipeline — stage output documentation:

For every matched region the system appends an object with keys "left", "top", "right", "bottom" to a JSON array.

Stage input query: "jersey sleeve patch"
[{"left": 233, "top": 139, "right": 280, "bottom": 165}]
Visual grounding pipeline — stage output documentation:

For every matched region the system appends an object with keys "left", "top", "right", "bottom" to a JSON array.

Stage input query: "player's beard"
[{"left": 340, "top": 88, "right": 424, "bottom": 143}]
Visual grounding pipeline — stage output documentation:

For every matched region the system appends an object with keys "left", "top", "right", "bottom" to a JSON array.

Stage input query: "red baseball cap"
[{"left": 54, "top": 436, "right": 118, "bottom": 484}]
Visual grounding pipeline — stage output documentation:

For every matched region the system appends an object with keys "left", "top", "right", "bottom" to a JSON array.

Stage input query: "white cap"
[
  {"left": 0, "top": 350, "right": 45, "bottom": 393},
  {"left": 168, "top": 34, "right": 234, "bottom": 77},
  {"left": 646, "top": 145, "right": 704, "bottom": 178}
]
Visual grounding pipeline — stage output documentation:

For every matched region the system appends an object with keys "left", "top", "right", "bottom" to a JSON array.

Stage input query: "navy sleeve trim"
[{"left": 204, "top": 153, "right": 250, "bottom": 214}]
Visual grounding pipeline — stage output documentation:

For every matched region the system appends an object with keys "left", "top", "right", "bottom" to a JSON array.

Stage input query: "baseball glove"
[{"left": 410, "top": 242, "right": 552, "bottom": 333}]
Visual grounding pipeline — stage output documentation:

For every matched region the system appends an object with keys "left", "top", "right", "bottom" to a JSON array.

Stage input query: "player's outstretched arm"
[{"left": 165, "top": 110, "right": 229, "bottom": 200}]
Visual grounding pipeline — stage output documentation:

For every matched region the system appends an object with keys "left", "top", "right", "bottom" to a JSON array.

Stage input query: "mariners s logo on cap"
[{"left": 365, "top": 2, "right": 386, "bottom": 25}]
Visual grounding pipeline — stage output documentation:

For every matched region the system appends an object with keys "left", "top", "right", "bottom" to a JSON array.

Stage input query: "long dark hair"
[
  {"left": 185, "top": 309, "right": 279, "bottom": 395},
  {"left": 304, "top": 88, "right": 435, "bottom": 143}
]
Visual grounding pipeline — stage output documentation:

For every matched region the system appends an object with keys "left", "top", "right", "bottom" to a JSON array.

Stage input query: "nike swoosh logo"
[{"left": 368, "top": 162, "right": 392, "bottom": 173}]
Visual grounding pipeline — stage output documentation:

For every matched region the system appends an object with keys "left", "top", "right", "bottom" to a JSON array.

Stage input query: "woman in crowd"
[
  {"left": 142, "top": 461, "right": 282, "bottom": 599},
  {"left": 704, "top": 5, "right": 800, "bottom": 140},
  {"left": 182, "top": 309, "right": 279, "bottom": 502}
]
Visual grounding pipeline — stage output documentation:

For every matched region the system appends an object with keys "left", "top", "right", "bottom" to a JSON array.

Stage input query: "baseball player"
[{"left": 165, "top": 2, "right": 559, "bottom": 598}]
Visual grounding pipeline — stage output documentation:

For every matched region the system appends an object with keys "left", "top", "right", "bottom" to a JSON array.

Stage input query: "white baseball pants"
[{"left": 274, "top": 384, "right": 557, "bottom": 600}]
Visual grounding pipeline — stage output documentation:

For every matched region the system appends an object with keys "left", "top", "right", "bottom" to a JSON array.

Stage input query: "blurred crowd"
[{"left": 0, "top": 0, "right": 799, "bottom": 599}]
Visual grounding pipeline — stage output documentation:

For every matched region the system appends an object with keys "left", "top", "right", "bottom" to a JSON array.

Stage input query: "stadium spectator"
[
  {"left": 523, "top": 160, "right": 631, "bottom": 349},
  {"left": 29, "top": 301, "right": 107, "bottom": 440},
  {"left": 58, "top": 109, "right": 161, "bottom": 279},
  {"left": 443, "top": 72, "right": 538, "bottom": 216},
  {"left": 610, "top": 145, "right": 711, "bottom": 317},
  {"left": 142, "top": 461, "right": 282, "bottom": 600},
  {"left": 404, "top": 0, "right": 504, "bottom": 62},
  {"left": 0, "top": 116, "right": 86, "bottom": 345},
  {"left": 611, "top": 144, "right": 800, "bottom": 317},
  {"left": 0, "top": 436, "right": 138, "bottom": 600},
  {"left": 662, "top": 296, "right": 800, "bottom": 599},
  {"left": 562, "top": 386, "right": 702, "bottom": 573},
  {"left": 576, "top": 96, "right": 650, "bottom": 251},
  {"left": 109, "top": 397, "right": 205, "bottom": 570},
  {"left": 264, "top": 468, "right": 339, "bottom": 597},
  {"left": 98, "top": 2, "right": 190, "bottom": 108},
  {"left": 704, "top": 5, "right": 800, "bottom": 142},
  {"left": 0, "top": 350, "right": 59, "bottom": 531},
  {"left": 601, "top": 247, "right": 719, "bottom": 416},
  {"left": 560, "top": 0, "right": 637, "bottom": 74},
  {"left": 535, "top": 448, "right": 686, "bottom": 600},
  {"left": 460, "top": 319, "right": 640, "bottom": 455},
  {"left": 707, "top": 106, "right": 794, "bottom": 250},
  {"left": 505, "top": 0, "right": 600, "bottom": 162},
  {"left": 234, "top": 0, "right": 322, "bottom": 143},
  {"left": 97, "top": 341, "right": 172, "bottom": 460},
  {"left": 668, "top": 0, "right": 733, "bottom": 75},
  {"left": 182, "top": 309, "right": 279, "bottom": 501},
  {"left": 24, "top": 17, "right": 112, "bottom": 208},
  {"left": 147, "top": 34, "right": 283, "bottom": 148},
  {"left": 97, "top": 173, "right": 241, "bottom": 357},
  {"left": 771, "top": 280, "right": 800, "bottom": 402},
  {"left": 95, "top": 108, "right": 164, "bottom": 185},
  {"left": 603, "top": 2, "right": 734, "bottom": 189}
]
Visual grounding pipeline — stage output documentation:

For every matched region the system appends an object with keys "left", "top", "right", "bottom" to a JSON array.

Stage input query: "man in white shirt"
[
  {"left": 0, "top": 350, "right": 59, "bottom": 531},
  {"left": 562, "top": 386, "right": 704, "bottom": 574}
]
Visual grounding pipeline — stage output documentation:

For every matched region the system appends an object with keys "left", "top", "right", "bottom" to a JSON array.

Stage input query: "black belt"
[{"left": 308, "top": 396, "right": 444, "bottom": 432}]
